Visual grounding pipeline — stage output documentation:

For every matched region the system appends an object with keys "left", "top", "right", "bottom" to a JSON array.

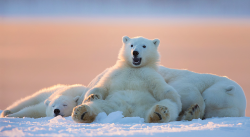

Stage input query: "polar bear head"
[
  {"left": 119, "top": 36, "right": 160, "bottom": 67},
  {"left": 44, "top": 95, "right": 80, "bottom": 117}
]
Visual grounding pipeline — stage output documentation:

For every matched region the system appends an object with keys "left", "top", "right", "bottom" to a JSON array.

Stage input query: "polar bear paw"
[
  {"left": 84, "top": 94, "right": 101, "bottom": 103},
  {"left": 148, "top": 105, "right": 170, "bottom": 123},
  {"left": 71, "top": 105, "right": 96, "bottom": 123},
  {"left": 0, "top": 110, "right": 12, "bottom": 117},
  {"left": 182, "top": 104, "right": 200, "bottom": 121}
]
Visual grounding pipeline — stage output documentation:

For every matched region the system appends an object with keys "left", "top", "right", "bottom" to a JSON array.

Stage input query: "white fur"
[
  {"left": 45, "top": 85, "right": 88, "bottom": 117},
  {"left": 84, "top": 65, "right": 246, "bottom": 119},
  {"left": 1, "top": 84, "right": 88, "bottom": 118},
  {"left": 77, "top": 68, "right": 110, "bottom": 105},
  {"left": 158, "top": 66, "right": 246, "bottom": 118},
  {"left": 75, "top": 36, "right": 246, "bottom": 120},
  {"left": 80, "top": 36, "right": 182, "bottom": 123}
]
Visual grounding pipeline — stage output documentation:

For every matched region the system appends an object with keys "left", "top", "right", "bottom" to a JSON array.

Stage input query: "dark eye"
[
  {"left": 143, "top": 45, "right": 146, "bottom": 48},
  {"left": 52, "top": 105, "right": 55, "bottom": 107},
  {"left": 63, "top": 104, "right": 67, "bottom": 107},
  {"left": 131, "top": 44, "right": 133, "bottom": 47}
]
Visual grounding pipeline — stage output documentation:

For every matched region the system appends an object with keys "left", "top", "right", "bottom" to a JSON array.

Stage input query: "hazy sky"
[{"left": 1, "top": 0, "right": 250, "bottom": 18}]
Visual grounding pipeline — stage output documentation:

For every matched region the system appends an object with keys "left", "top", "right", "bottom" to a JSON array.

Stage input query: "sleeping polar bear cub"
[
  {"left": 1, "top": 84, "right": 87, "bottom": 118},
  {"left": 44, "top": 85, "right": 88, "bottom": 117},
  {"left": 72, "top": 36, "right": 182, "bottom": 123}
]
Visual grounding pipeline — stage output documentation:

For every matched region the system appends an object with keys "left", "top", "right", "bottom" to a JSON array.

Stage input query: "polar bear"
[
  {"left": 158, "top": 66, "right": 246, "bottom": 120},
  {"left": 44, "top": 85, "right": 88, "bottom": 117},
  {"left": 72, "top": 36, "right": 182, "bottom": 123},
  {"left": 1, "top": 84, "right": 87, "bottom": 118},
  {"left": 88, "top": 63, "right": 246, "bottom": 121}
]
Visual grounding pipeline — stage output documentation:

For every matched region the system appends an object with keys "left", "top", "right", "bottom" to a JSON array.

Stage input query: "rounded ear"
[
  {"left": 44, "top": 99, "right": 50, "bottom": 106},
  {"left": 122, "top": 36, "right": 130, "bottom": 44},
  {"left": 152, "top": 39, "right": 160, "bottom": 47},
  {"left": 74, "top": 96, "right": 80, "bottom": 103}
]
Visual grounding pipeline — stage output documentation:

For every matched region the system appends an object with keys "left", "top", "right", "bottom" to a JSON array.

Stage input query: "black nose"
[
  {"left": 133, "top": 51, "right": 139, "bottom": 56},
  {"left": 54, "top": 109, "right": 60, "bottom": 114}
]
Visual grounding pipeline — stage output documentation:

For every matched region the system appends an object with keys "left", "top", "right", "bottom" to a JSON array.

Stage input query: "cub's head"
[
  {"left": 44, "top": 95, "right": 79, "bottom": 117},
  {"left": 119, "top": 36, "right": 160, "bottom": 67}
]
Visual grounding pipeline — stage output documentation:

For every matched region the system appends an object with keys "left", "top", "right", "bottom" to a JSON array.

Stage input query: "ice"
[{"left": 0, "top": 110, "right": 250, "bottom": 136}]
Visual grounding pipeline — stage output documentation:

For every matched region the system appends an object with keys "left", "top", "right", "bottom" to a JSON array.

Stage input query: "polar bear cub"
[
  {"left": 44, "top": 85, "right": 88, "bottom": 117},
  {"left": 1, "top": 84, "right": 87, "bottom": 118},
  {"left": 72, "top": 36, "right": 182, "bottom": 123}
]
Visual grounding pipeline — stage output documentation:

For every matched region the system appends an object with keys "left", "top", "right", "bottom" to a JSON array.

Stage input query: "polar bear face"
[
  {"left": 119, "top": 36, "right": 160, "bottom": 67},
  {"left": 45, "top": 95, "right": 79, "bottom": 117}
]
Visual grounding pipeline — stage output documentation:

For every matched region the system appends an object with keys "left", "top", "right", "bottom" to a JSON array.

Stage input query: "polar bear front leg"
[
  {"left": 83, "top": 87, "right": 108, "bottom": 103},
  {"left": 84, "top": 94, "right": 102, "bottom": 103}
]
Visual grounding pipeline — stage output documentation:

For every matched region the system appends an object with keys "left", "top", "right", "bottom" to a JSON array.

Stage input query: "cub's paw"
[
  {"left": 84, "top": 94, "right": 101, "bottom": 103},
  {"left": 1, "top": 110, "right": 12, "bottom": 117},
  {"left": 182, "top": 104, "right": 200, "bottom": 121},
  {"left": 71, "top": 105, "right": 96, "bottom": 123},
  {"left": 148, "top": 105, "right": 170, "bottom": 123}
]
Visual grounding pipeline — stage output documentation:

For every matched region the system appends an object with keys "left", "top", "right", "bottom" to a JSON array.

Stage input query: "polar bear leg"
[
  {"left": 146, "top": 99, "right": 179, "bottom": 123},
  {"left": 0, "top": 110, "right": 12, "bottom": 118},
  {"left": 2, "top": 92, "right": 49, "bottom": 117},
  {"left": 176, "top": 90, "right": 205, "bottom": 121},
  {"left": 178, "top": 104, "right": 201, "bottom": 121},
  {"left": 72, "top": 100, "right": 115, "bottom": 123},
  {"left": 7, "top": 102, "right": 46, "bottom": 118},
  {"left": 174, "top": 86, "right": 205, "bottom": 121}
]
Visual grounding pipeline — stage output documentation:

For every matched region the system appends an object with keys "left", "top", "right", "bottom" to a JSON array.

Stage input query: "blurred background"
[{"left": 0, "top": 0, "right": 250, "bottom": 116}]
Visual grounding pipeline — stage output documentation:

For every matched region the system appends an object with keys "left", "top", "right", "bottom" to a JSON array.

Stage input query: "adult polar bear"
[
  {"left": 83, "top": 46, "right": 246, "bottom": 121},
  {"left": 72, "top": 36, "right": 182, "bottom": 123},
  {"left": 1, "top": 84, "right": 87, "bottom": 118},
  {"left": 80, "top": 66, "right": 246, "bottom": 121},
  {"left": 158, "top": 66, "right": 246, "bottom": 119}
]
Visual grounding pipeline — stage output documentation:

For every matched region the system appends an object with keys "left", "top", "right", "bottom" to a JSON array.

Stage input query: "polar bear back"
[
  {"left": 48, "top": 84, "right": 87, "bottom": 100},
  {"left": 5, "top": 84, "right": 67, "bottom": 110}
]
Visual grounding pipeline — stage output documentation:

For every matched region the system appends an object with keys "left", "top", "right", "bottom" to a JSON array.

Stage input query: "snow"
[{"left": 0, "top": 110, "right": 249, "bottom": 136}]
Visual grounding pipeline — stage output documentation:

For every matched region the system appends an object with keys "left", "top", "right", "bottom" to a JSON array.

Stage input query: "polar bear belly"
[{"left": 105, "top": 90, "right": 157, "bottom": 118}]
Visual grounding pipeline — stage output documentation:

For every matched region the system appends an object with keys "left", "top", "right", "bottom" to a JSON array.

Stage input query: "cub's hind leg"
[{"left": 6, "top": 102, "right": 46, "bottom": 118}]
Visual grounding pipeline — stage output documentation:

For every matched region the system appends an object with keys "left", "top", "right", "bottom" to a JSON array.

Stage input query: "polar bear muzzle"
[
  {"left": 132, "top": 51, "right": 142, "bottom": 65},
  {"left": 54, "top": 109, "right": 62, "bottom": 117},
  {"left": 132, "top": 57, "right": 141, "bottom": 66}
]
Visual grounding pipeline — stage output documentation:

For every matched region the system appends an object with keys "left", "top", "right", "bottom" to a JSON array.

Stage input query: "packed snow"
[{"left": 0, "top": 110, "right": 249, "bottom": 136}]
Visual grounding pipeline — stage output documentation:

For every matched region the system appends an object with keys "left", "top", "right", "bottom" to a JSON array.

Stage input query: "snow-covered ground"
[{"left": 0, "top": 110, "right": 249, "bottom": 136}]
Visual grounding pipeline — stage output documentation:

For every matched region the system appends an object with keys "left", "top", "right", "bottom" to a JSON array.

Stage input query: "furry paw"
[
  {"left": 0, "top": 110, "right": 12, "bottom": 117},
  {"left": 71, "top": 105, "right": 96, "bottom": 123},
  {"left": 181, "top": 104, "right": 200, "bottom": 121},
  {"left": 84, "top": 94, "right": 101, "bottom": 103},
  {"left": 148, "top": 105, "right": 170, "bottom": 123}
]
